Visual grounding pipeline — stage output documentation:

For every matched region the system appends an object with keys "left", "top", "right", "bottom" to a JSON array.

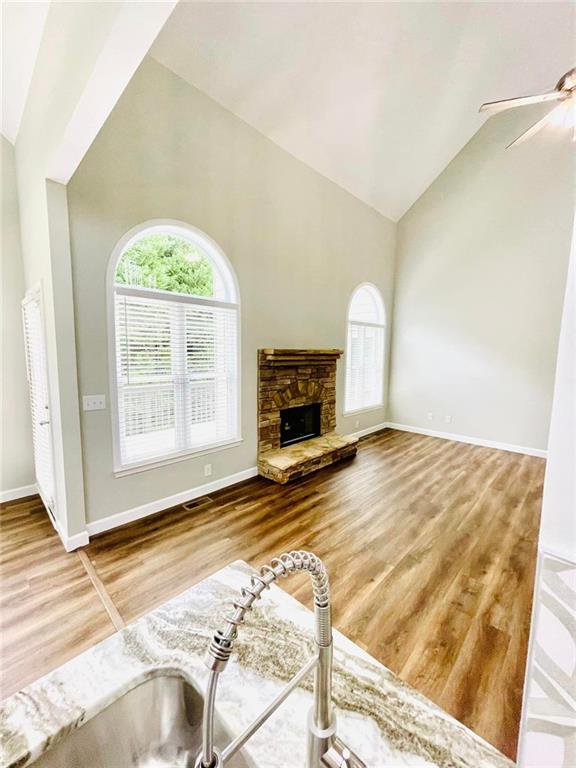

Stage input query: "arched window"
[
  {"left": 109, "top": 221, "right": 240, "bottom": 471},
  {"left": 344, "top": 284, "right": 386, "bottom": 413}
]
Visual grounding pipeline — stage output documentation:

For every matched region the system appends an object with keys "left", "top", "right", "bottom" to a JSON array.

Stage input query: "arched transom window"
[
  {"left": 110, "top": 222, "right": 240, "bottom": 471},
  {"left": 345, "top": 284, "right": 386, "bottom": 413}
]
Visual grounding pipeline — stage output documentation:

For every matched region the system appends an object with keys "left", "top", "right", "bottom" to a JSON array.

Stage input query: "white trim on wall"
[
  {"left": 37, "top": 488, "right": 89, "bottom": 551},
  {"left": 0, "top": 483, "right": 38, "bottom": 503},
  {"left": 346, "top": 420, "right": 547, "bottom": 456},
  {"left": 386, "top": 422, "right": 547, "bottom": 458},
  {"left": 60, "top": 528, "right": 90, "bottom": 552},
  {"left": 350, "top": 422, "right": 388, "bottom": 439},
  {"left": 113, "top": 437, "right": 244, "bottom": 478},
  {"left": 86, "top": 466, "right": 258, "bottom": 537},
  {"left": 25, "top": 419, "right": 545, "bottom": 546},
  {"left": 33, "top": 421, "right": 544, "bottom": 544}
]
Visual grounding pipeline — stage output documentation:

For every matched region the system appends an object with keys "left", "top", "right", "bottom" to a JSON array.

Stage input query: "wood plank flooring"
[
  {"left": 0, "top": 495, "right": 116, "bottom": 696},
  {"left": 0, "top": 429, "right": 544, "bottom": 760}
]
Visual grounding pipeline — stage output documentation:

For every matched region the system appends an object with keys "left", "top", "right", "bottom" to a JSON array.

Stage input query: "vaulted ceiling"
[
  {"left": 151, "top": 2, "right": 575, "bottom": 221},
  {"left": 1, "top": 1, "right": 50, "bottom": 144}
]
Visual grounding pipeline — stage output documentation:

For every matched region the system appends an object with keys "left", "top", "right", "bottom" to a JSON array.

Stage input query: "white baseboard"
[
  {"left": 87, "top": 466, "right": 259, "bottom": 537},
  {"left": 385, "top": 422, "right": 547, "bottom": 458},
  {"left": 0, "top": 483, "right": 38, "bottom": 503},
  {"left": 22, "top": 421, "right": 546, "bottom": 547},
  {"left": 350, "top": 421, "right": 388, "bottom": 439},
  {"left": 40, "top": 495, "right": 90, "bottom": 552},
  {"left": 60, "top": 528, "right": 90, "bottom": 552}
]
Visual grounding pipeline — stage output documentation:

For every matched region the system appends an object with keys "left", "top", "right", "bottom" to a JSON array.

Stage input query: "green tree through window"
[{"left": 116, "top": 234, "right": 213, "bottom": 296}]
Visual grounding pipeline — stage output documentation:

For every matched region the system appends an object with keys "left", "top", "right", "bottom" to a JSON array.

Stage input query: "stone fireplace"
[{"left": 257, "top": 349, "right": 358, "bottom": 483}]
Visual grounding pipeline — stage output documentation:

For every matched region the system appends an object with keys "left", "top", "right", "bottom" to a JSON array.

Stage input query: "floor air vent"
[{"left": 182, "top": 496, "right": 213, "bottom": 511}]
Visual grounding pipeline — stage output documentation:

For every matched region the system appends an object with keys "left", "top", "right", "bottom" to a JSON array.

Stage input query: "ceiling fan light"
[
  {"left": 548, "top": 100, "right": 576, "bottom": 128},
  {"left": 481, "top": 66, "right": 576, "bottom": 146}
]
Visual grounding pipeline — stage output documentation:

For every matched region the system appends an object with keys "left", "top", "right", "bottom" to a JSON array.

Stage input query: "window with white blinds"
[
  {"left": 344, "top": 284, "right": 386, "bottom": 413},
  {"left": 110, "top": 225, "right": 240, "bottom": 470},
  {"left": 22, "top": 289, "right": 56, "bottom": 511}
]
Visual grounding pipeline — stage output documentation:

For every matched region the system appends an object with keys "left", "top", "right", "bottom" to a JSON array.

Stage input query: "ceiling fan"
[{"left": 479, "top": 67, "right": 576, "bottom": 147}]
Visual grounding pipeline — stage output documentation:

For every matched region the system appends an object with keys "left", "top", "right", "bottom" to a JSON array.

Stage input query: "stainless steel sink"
[{"left": 33, "top": 673, "right": 254, "bottom": 767}]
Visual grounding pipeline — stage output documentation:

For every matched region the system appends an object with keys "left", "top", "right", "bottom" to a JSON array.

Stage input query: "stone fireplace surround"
[{"left": 257, "top": 349, "right": 358, "bottom": 483}]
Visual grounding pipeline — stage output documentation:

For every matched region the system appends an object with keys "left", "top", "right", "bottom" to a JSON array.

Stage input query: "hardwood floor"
[
  {"left": 0, "top": 429, "right": 544, "bottom": 760},
  {"left": 0, "top": 495, "right": 115, "bottom": 696}
]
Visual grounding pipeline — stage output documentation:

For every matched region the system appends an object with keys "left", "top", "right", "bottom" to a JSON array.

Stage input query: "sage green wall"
[
  {"left": 67, "top": 58, "right": 396, "bottom": 524},
  {"left": 1, "top": 137, "right": 35, "bottom": 495},
  {"left": 389, "top": 106, "right": 575, "bottom": 451}
]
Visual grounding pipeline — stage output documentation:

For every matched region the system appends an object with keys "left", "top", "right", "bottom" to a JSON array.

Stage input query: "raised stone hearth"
[
  {"left": 258, "top": 432, "right": 358, "bottom": 484},
  {"left": 257, "top": 348, "right": 358, "bottom": 483}
]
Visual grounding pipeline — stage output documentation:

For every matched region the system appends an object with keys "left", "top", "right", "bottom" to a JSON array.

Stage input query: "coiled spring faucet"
[{"left": 196, "top": 550, "right": 365, "bottom": 768}]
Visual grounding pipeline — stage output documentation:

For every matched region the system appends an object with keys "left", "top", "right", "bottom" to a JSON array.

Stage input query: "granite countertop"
[{"left": 0, "top": 561, "right": 514, "bottom": 768}]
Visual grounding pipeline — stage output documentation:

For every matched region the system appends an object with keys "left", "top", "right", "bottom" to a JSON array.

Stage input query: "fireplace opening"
[{"left": 280, "top": 403, "right": 321, "bottom": 448}]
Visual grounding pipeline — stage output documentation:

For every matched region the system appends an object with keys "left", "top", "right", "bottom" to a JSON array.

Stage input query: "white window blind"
[
  {"left": 114, "top": 290, "right": 238, "bottom": 467},
  {"left": 111, "top": 226, "right": 240, "bottom": 471},
  {"left": 345, "top": 285, "right": 386, "bottom": 413},
  {"left": 22, "top": 291, "right": 56, "bottom": 511}
]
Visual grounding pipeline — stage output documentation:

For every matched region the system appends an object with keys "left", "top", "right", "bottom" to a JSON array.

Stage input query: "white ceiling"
[
  {"left": 151, "top": 2, "right": 575, "bottom": 221},
  {"left": 1, "top": 0, "right": 177, "bottom": 183},
  {"left": 1, "top": 1, "right": 50, "bottom": 144}
]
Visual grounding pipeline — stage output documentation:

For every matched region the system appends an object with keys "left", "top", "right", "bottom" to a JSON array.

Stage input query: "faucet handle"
[{"left": 321, "top": 738, "right": 366, "bottom": 768}]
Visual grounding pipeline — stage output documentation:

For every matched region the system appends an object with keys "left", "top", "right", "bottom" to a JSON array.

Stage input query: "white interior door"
[{"left": 22, "top": 288, "right": 56, "bottom": 515}]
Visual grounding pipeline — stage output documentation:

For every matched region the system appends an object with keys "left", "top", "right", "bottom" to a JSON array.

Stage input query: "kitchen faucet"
[{"left": 196, "top": 550, "right": 365, "bottom": 768}]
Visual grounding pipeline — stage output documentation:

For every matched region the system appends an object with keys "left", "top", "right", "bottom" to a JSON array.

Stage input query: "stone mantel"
[{"left": 259, "top": 349, "right": 343, "bottom": 367}]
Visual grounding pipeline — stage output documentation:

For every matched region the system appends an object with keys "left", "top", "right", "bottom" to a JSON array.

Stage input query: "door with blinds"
[{"left": 22, "top": 288, "right": 56, "bottom": 514}]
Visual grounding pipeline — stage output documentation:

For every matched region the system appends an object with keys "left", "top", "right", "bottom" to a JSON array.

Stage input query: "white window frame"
[
  {"left": 343, "top": 282, "right": 386, "bottom": 415},
  {"left": 107, "top": 219, "right": 242, "bottom": 476}
]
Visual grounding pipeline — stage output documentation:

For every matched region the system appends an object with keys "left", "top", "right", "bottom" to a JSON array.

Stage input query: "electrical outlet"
[
  {"left": 83, "top": 395, "right": 106, "bottom": 411},
  {"left": 427, "top": 412, "right": 434, "bottom": 421},
  {"left": 204, "top": 463, "right": 212, "bottom": 477},
  {"left": 354, "top": 419, "right": 360, "bottom": 428},
  {"left": 444, "top": 415, "right": 453, "bottom": 424}
]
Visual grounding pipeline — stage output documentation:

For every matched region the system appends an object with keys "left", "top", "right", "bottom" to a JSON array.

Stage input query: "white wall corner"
[
  {"left": 45, "top": 181, "right": 87, "bottom": 540},
  {"left": 538, "top": 212, "right": 576, "bottom": 562}
]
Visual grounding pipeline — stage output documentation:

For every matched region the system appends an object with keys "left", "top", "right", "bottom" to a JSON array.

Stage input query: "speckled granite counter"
[{"left": 0, "top": 561, "right": 514, "bottom": 768}]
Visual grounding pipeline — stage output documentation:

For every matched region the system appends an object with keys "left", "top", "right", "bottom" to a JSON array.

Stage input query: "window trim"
[
  {"left": 343, "top": 282, "right": 386, "bottom": 416},
  {"left": 107, "top": 219, "right": 242, "bottom": 475},
  {"left": 112, "top": 437, "right": 244, "bottom": 478}
]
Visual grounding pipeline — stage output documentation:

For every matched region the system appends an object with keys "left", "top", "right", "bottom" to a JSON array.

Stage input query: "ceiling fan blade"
[
  {"left": 507, "top": 105, "right": 562, "bottom": 148},
  {"left": 480, "top": 91, "right": 564, "bottom": 115}
]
